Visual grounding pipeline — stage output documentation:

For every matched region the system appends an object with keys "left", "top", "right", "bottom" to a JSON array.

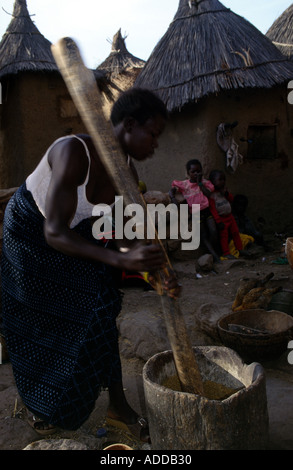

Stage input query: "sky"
[{"left": 0, "top": 0, "right": 292, "bottom": 69}]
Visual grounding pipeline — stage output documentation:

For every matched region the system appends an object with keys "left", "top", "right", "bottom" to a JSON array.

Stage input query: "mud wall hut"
[
  {"left": 0, "top": 0, "right": 110, "bottom": 189},
  {"left": 134, "top": 0, "right": 293, "bottom": 232}
]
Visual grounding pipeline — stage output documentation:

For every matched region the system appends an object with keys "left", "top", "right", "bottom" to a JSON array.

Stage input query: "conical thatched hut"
[
  {"left": 0, "top": 0, "right": 58, "bottom": 77},
  {"left": 95, "top": 29, "right": 145, "bottom": 118},
  {"left": 97, "top": 28, "right": 145, "bottom": 76},
  {"left": 0, "top": 0, "right": 86, "bottom": 188},
  {"left": 0, "top": 0, "right": 108, "bottom": 188},
  {"left": 266, "top": 4, "right": 293, "bottom": 61},
  {"left": 134, "top": 0, "right": 293, "bottom": 232}
]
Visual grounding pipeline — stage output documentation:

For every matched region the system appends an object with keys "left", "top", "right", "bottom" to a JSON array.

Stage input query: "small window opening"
[{"left": 246, "top": 125, "right": 277, "bottom": 160}]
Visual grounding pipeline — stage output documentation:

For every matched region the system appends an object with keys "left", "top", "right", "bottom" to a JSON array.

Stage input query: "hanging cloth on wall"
[{"left": 217, "top": 122, "right": 243, "bottom": 174}]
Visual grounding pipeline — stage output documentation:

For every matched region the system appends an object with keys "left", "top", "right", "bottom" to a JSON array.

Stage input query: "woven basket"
[{"left": 217, "top": 309, "right": 293, "bottom": 362}]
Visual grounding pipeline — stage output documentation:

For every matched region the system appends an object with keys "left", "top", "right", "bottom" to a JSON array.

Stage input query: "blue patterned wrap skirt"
[{"left": 1, "top": 184, "right": 123, "bottom": 430}]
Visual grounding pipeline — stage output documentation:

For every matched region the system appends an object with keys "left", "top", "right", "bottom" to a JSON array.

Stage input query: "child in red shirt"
[{"left": 209, "top": 169, "right": 243, "bottom": 258}]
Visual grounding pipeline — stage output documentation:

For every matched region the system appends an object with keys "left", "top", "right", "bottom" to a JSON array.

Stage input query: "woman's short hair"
[{"left": 110, "top": 88, "right": 167, "bottom": 126}]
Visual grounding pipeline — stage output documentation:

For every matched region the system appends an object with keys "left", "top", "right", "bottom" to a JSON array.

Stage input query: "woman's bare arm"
[{"left": 43, "top": 138, "right": 166, "bottom": 272}]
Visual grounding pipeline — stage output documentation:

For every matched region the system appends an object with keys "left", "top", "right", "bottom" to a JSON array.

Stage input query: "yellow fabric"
[
  {"left": 141, "top": 271, "right": 164, "bottom": 295},
  {"left": 220, "top": 233, "right": 254, "bottom": 260},
  {"left": 229, "top": 233, "right": 254, "bottom": 258},
  {"left": 142, "top": 272, "right": 149, "bottom": 282}
]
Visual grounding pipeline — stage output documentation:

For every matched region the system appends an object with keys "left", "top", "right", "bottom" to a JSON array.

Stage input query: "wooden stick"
[{"left": 51, "top": 37, "right": 204, "bottom": 395}]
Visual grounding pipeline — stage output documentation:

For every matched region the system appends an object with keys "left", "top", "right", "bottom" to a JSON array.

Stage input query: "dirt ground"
[{"left": 1, "top": 233, "right": 293, "bottom": 451}]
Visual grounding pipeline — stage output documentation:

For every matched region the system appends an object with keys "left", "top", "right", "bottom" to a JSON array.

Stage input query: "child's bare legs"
[
  {"left": 206, "top": 217, "right": 221, "bottom": 262},
  {"left": 200, "top": 219, "right": 221, "bottom": 263}
]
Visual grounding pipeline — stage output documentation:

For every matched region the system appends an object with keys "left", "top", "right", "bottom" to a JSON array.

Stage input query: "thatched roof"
[
  {"left": 135, "top": 0, "right": 293, "bottom": 112},
  {"left": 0, "top": 0, "right": 112, "bottom": 96},
  {"left": 96, "top": 29, "right": 145, "bottom": 76},
  {"left": 0, "top": 0, "right": 58, "bottom": 79},
  {"left": 266, "top": 4, "right": 293, "bottom": 61}
]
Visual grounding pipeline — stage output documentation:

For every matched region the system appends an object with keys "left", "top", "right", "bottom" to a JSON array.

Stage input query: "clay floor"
[{"left": 1, "top": 235, "right": 293, "bottom": 451}]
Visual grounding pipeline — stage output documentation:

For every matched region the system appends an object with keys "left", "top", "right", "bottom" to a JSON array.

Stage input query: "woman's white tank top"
[{"left": 26, "top": 135, "right": 95, "bottom": 228}]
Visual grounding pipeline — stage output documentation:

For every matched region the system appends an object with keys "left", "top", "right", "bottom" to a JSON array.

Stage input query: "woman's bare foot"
[
  {"left": 107, "top": 382, "right": 150, "bottom": 442},
  {"left": 27, "top": 412, "right": 57, "bottom": 435},
  {"left": 106, "top": 408, "right": 150, "bottom": 443}
]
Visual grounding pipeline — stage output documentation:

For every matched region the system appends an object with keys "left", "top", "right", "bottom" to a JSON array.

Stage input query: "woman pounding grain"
[{"left": 1, "top": 88, "right": 180, "bottom": 443}]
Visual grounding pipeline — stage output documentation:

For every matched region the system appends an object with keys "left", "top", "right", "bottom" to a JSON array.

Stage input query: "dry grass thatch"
[
  {"left": 96, "top": 29, "right": 145, "bottom": 77},
  {"left": 135, "top": 0, "right": 293, "bottom": 112},
  {"left": 0, "top": 0, "right": 112, "bottom": 97},
  {"left": 266, "top": 3, "right": 293, "bottom": 61},
  {"left": 0, "top": 0, "right": 58, "bottom": 79}
]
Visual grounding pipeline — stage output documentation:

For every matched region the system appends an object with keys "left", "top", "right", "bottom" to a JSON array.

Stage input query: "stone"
[
  {"left": 118, "top": 306, "right": 171, "bottom": 361},
  {"left": 195, "top": 302, "right": 232, "bottom": 340},
  {"left": 197, "top": 254, "right": 214, "bottom": 272}
]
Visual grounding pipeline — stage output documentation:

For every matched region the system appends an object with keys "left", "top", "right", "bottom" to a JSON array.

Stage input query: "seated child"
[
  {"left": 232, "top": 194, "right": 267, "bottom": 248},
  {"left": 209, "top": 169, "right": 243, "bottom": 258},
  {"left": 169, "top": 159, "right": 220, "bottom": 262}
]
